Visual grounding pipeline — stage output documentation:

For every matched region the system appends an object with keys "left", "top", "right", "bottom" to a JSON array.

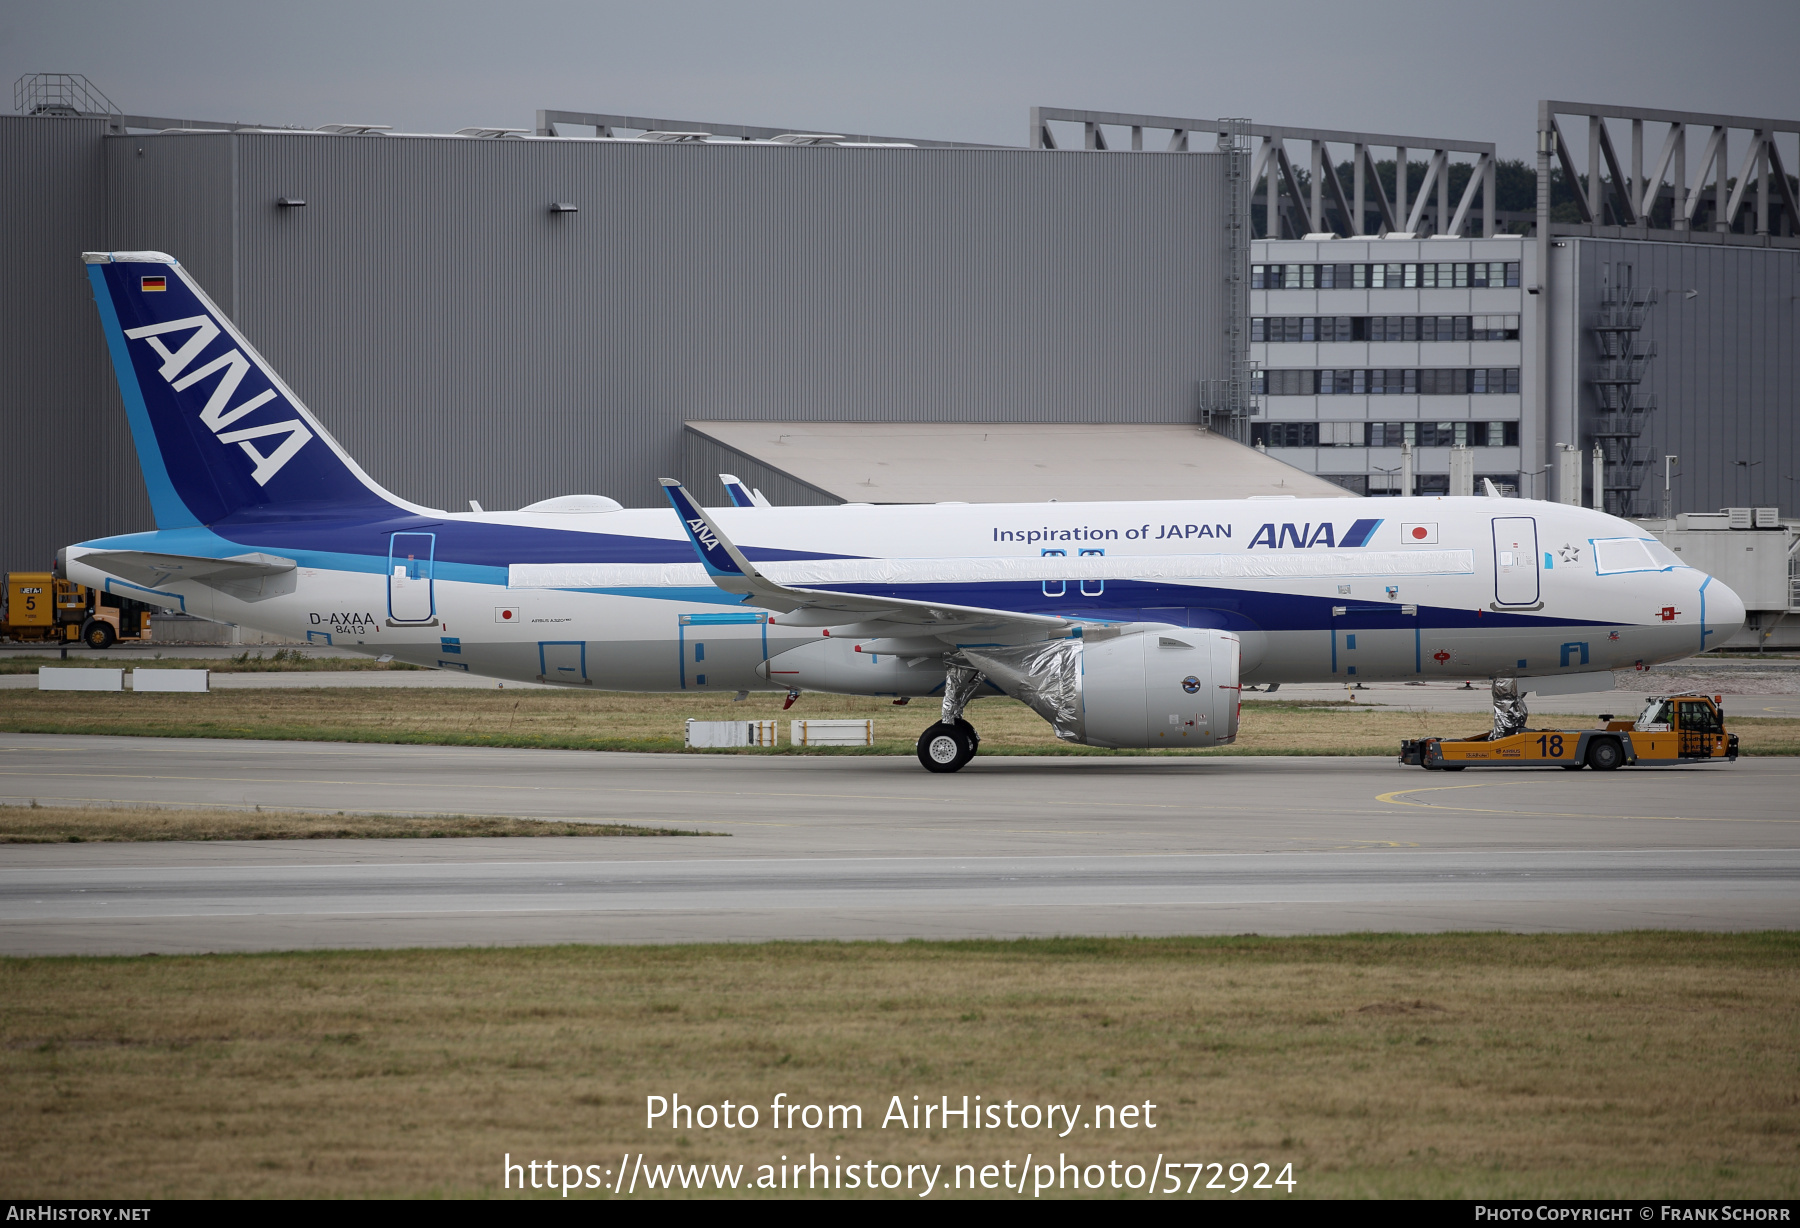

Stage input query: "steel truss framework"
[
  {"left": 533, "top": 108, "right": 988, "bottom": 148},
  {"left": 1538, "top": 101, "right": 1800, "bottom": 245},
  {"left": 1030, "top": 106, "right": 1501, "bottom": 239}
]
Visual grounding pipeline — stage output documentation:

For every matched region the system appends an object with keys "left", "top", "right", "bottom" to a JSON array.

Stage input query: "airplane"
[{"left": 61, "top": 250, "right": 1746, "bottom": 772}]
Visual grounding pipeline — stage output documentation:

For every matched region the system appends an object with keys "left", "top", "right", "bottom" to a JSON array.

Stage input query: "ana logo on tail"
[
  {"left": 122, "top": 314, "right": 314, "bottom": 485},
  {"left": 687, "top": 517, "right": 722, "bottom": 551}
]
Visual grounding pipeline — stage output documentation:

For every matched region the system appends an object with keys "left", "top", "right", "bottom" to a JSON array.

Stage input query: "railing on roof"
[
  {"left": 533, "top": 109, "right": 989, "bottom": 149},
  {"left": 14, "top": 72, "right": 116, "bottom": 119}
]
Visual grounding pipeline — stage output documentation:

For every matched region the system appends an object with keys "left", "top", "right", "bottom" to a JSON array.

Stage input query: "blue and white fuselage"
[{"left": 62, "top": 251, "right": 1744, "bottom": 754}]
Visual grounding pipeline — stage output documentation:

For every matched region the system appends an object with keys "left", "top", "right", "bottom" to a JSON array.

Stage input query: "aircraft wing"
[
  {"left": 78, "top": 550, "right": 297, "bottom": 591},
  {"left": 660, "top": 480, "right": 1069, "bottom": 638}
]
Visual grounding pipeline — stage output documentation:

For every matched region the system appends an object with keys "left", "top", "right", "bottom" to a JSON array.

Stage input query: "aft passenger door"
[
  {"left": 387, "top": 532, "right": 436, "bottom": 625},
  {"left": 1491, "top": 516, "right": 1541, "bottom": 609}
]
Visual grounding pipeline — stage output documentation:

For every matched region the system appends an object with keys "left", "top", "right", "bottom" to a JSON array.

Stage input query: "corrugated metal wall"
[
  {"left": 0, "top": 115, "right": 135, "bottom": 574},
  {"left": 101, "top": 132, "right": 1232, "bottom": 518},
  {"left": 1574, "top": 239, "right": 1800, "bottom": 515},
  {"left": 3, "top": 120, "right": 1233, "bottom": 569}
]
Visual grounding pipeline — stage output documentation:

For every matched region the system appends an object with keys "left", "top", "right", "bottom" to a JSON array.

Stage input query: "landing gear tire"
[
  {"left": 81, "top": 620, "right": 116, "bottom": 650},
  {"left": 1585, "top": 738, "right": 1623, "bottom": 771},
  {"left": 917, "top": 721, "right": 978, "bottom": 773}
]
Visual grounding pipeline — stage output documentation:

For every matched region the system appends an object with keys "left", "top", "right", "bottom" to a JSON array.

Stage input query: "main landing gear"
[{"left": 917, "top": 662, "right": 984, "bottom": 773}]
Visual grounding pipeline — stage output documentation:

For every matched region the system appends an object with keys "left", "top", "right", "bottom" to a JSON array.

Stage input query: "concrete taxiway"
[{"left": 1, "top": 733, "right": 1796, "bottom": 955}]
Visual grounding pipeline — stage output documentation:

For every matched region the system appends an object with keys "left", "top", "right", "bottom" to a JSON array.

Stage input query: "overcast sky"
[{"left": 5, "top": 1, "right": 1796, "bottom": 160}]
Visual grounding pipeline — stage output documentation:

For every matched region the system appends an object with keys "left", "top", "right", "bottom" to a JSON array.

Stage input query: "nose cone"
[{"left": 1705, "top": 576, "right": 1747, "bottom": 644}]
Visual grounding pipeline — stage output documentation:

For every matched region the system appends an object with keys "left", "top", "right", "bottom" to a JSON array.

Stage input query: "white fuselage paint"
[{"left": 66, "top": 495, "right": 1742, "bottom": 696}]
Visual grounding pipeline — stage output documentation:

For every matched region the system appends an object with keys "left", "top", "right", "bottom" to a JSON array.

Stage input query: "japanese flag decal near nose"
[{"left": 1401, "top": 522, "right": 1439, "bottom": 544}]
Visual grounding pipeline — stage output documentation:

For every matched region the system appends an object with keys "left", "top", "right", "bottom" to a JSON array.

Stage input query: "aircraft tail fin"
[
  {"left": 719, "top": 474, "right": 773, "bottom": 508},
  {"left": 83, "top": 251, "right": 410, "bottom": 528}
]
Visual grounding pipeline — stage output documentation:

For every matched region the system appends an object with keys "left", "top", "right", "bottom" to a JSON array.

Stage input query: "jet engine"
[{"left": 960, "top": 628, "right": 1240, "bottom": 748}]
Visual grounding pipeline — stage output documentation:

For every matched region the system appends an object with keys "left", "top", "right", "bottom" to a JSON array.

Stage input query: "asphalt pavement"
[{"left": 1, "top": 734, "right": 1794, "bottom": 954}]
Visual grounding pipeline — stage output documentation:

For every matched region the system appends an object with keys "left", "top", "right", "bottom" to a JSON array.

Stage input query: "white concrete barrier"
[
  {"left": 38, "top": 668, "right": 123, "bottom": 692},
  {"left": 789, "top": 718, "right": 874, "bottom": 747},
  {"left": 132, "top": 669, "right": 210, "bottom": 693},
  {"left": 685, "top": 719, "right": 778, "bottom": 748}
]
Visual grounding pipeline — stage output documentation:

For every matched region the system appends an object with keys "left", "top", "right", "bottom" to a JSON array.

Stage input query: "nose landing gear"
[{"left": 917, "top": 661, "right": 984, "bottom": 773}]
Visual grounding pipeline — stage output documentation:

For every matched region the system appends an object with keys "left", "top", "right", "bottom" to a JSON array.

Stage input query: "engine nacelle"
[
  {"left": 756, "top": 636, "right": 948, "bottom": 696},
  {"left": 962, "top": 629, "right": 1239, "bottom": 748}
]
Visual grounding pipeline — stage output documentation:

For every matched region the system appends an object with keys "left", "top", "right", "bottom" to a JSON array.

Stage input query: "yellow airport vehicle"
[
  {"left": 1400, "top": 693, "right": 1738, "bottom": 772},
  {"left": 2, "top": 571, "right": 154, "bottom": 649}
]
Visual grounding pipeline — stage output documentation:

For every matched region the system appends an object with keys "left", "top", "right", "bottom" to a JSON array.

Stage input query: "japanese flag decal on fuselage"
[{"left": 121, "top": 314, "right": 314, "bottom": 485}]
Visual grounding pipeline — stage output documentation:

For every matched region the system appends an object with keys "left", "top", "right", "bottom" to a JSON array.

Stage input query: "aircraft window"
[
  {"left": 1593, "top": 538, "right": 1663, "bottom": 574},
  {"left": 1641, "top": 539, "right": 1683, "bottom": 568}
]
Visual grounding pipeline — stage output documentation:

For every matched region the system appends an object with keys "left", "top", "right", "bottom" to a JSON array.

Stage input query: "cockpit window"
[{"left": 1594, "top": 537, "right": 1676, "bottom": 574}]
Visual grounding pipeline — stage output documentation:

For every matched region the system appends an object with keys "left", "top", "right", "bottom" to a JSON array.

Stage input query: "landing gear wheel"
[
  {"left": 917, "top": 721, "right": 977, "bottom": 773},
  {"left": 81, "top": 620, "right": 116, "bottom": 650},
  {"left": 1585, "top": 738, "right": 1623, "bottom": 771}
]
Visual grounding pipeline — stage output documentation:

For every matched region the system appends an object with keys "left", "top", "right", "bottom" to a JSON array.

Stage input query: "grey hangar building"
[{"left": 5, "top": 79, "right": 1797, "bottom": 644}]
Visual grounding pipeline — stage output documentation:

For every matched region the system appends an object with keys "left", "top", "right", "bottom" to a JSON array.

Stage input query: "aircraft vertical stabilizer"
[{"left": 83, "top": 252, "right": 410, "bottom": 527}]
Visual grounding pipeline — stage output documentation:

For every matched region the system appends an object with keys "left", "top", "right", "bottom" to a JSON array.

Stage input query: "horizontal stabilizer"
[{"left": 81, "top": 550, "right": 297, "bottom": 593}]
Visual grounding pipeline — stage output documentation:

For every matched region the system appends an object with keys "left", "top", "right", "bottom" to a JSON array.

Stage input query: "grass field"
[
  {"left": 4, "top": 685, "right": 1798, "bottom": 756},
  {"left": 0, "top": 803, "right": 705, "bottom": 842},
  {"left": 2, "top": 934, "right": 1796, "bottom": 1199}
]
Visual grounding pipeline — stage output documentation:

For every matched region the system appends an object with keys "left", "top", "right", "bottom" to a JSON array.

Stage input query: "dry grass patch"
[
  {"left": 4, "top": 686, "right": 1796, "bottom": 756},
  {"left": 1, "top": 934, "right": 1796, "bottom": 1199},
  {"left": 0, "top": 802, "right": 708, "bottom": 842}
]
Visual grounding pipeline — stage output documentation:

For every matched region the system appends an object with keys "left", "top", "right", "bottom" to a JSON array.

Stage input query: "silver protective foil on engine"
[
  {"left": 1491, "top": 677, "right": 1528, "bottom": 739},
  {"left": 957, "top": 640, "right": 1086, "bottom": 742}
]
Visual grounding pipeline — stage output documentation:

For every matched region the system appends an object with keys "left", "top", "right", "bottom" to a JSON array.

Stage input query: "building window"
[
  {"left": 1257, "top": 368, "right": 1518, "bottom": 396},
  {"left": 1254, "top": 261, "right": 1521, "bottom": 291},
  {"left": 1256, "top": 315, "right": 1519, "bottom": 343},
  {"left": 1366, "top": 421, "right": 1519, "bottom": 447},
  {"left": 1251, "top": 423, "right": 1319, "bottom": 448}
]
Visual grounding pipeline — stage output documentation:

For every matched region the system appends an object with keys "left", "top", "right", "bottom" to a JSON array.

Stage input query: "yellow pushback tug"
[{"left": 1400, "top": 694, "right": 1738, "bottom": 771}]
